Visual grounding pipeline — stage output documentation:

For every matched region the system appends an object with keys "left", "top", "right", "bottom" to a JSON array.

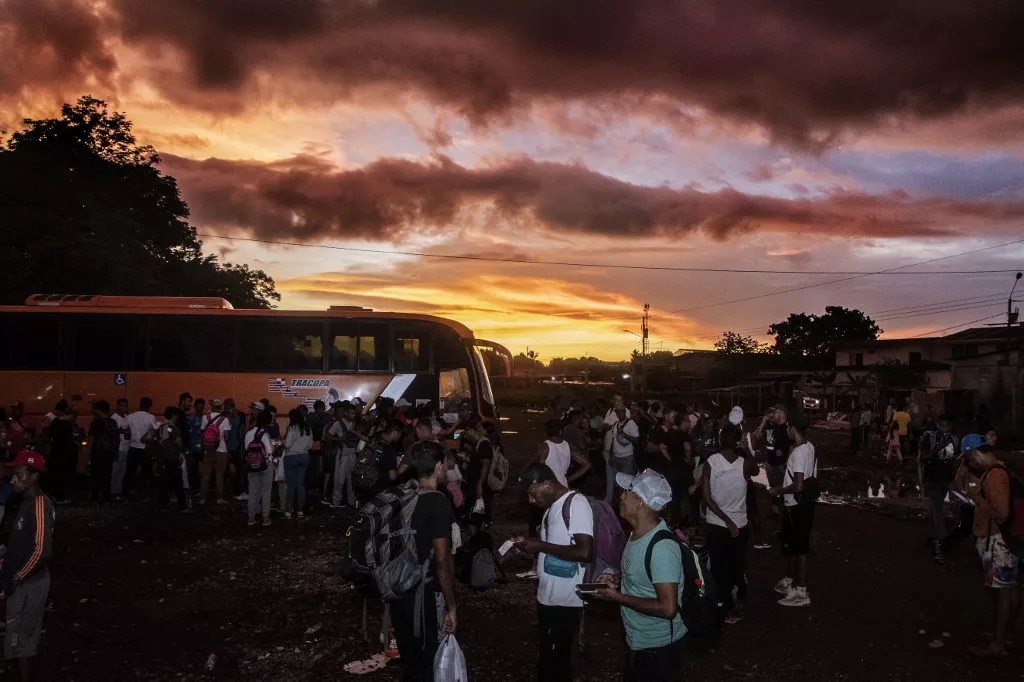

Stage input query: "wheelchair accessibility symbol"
[{"left": 114, "top": 373, "right": 126, "bottom": 386}]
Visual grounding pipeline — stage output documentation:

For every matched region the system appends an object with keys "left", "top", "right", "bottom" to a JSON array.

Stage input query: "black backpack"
[
  {"left": 97, "top": 418, "right": 121, "bottom": 456},
  {"left": 645, "top": 529, "right": 722, "bottom": 639},
  {"left": 455, "top": 529, "right": 507, "bottom": 590},
  {"left": 693, "top": 414, "right": 720, "bottom": 460}
]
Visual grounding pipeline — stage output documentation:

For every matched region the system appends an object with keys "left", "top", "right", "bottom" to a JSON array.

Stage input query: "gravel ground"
[{"left": 27, "top": 411, "right": 1024, "bottom": 681}]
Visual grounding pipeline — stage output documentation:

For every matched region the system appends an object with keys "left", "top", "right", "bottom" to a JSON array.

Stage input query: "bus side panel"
[
  {"left": 108, "top": 373, "right": 396, "bottom": 413},
  {"left": 0, "top": 371, "right": 67, "bottom": 429},
  {"left": 63, "top": 372, "right": 129, "bottom": 412}
]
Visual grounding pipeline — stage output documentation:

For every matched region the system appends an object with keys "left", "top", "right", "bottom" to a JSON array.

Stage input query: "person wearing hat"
[
  {"left": 1, "top": 450, "right": 55, "bottom": 680},
  {"left": 514, "top": 463, "right": 594, "bottom": 682},
  {"left": 199, "top": 399, "right": 232, "bottom": 505},
  {"left": 593, "top": 469, "right": 685, "bottom": 680},
  {"left": 768, "top": 415, "right": 817, "bottom": 607}
]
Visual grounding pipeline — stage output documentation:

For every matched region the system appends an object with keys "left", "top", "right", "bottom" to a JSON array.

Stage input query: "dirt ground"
[{"left": 23, "top": 410, "right": 1024, "bottom": 681}]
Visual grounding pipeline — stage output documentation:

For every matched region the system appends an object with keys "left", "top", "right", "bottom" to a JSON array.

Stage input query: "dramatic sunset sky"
[{"left": 4, "top": 1, "right": 1024, "bottom": 360}]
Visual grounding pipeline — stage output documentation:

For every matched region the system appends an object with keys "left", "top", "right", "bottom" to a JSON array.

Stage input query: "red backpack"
[
  {"left": 202, "top": 415, "right": 226, "bottom": 453},
  {"left": 246, "top": 430, "right": 269, "bottom": 472}
]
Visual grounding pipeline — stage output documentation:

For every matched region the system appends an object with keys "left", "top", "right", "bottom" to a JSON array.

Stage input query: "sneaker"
[
  {"left": 216, "top": 499, "right": 229, "bottom": 506},
  {"left": 754, "top": 542, "right": 772, "bottom": 550},
  {"left": 515, "top": 569, "right": 539, "bottom": 580},
  {"left": 262, "top": 519, "right": 272, "bottom": 527},
  {"left": 297, "top": 511, "right": 305, "bottom": 519},
  {"left": 773, "top": 577, "right": 793, "bottom": 595},
  {"left": 247, "top": 519, "right": 256, "bottom": 527},
  {"left": 284, "top": 511, "right": 293, "bottom": 519},
  {"left": 778, "top": 586, "right": 811, "bottom": 607},
  {"left": 235, "top": 493, "right": 249, "bottom": 501}
]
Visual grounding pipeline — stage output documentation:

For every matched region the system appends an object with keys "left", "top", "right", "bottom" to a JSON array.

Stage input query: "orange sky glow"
[{"left": 3, "top": 1, "right": 1024, "bottom": 361}]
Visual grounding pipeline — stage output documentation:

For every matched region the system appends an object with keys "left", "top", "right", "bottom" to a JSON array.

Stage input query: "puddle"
[{"left": 817, "top": 467, "right": 921, "bottom": 501}]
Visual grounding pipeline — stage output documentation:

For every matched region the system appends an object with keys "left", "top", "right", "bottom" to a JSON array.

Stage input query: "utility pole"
[
  {"left": 641, "top": 304, "right": 650, "bottom": 399},
  {"left": 1007, "top": 273, "right": 1021, "bottom": 364}
]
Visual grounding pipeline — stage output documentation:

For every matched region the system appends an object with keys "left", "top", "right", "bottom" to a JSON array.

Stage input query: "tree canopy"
[
  {"left": 768, "top": 306, "right": 881, "bottom": 361},
  {"left": 0, "top": 96, "right": 279, "bottom": 308},
  {"left": 715, "top": 331, "right": 770, "bottom": 355}
]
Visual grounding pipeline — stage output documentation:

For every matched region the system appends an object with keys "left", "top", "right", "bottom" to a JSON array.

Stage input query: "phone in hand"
[{"left": 575, "top": 583, "right": 607, "bottom": 594}]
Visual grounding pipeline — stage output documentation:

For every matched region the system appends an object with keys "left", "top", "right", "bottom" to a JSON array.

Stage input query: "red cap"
[{"left": 12, "top": 450, "right": 46, "bottom": 472}]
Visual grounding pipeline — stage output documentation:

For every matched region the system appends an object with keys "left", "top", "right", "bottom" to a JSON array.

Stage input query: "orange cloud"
[{"left": 276, "top": 269, "right": 707, "bottom": 360}]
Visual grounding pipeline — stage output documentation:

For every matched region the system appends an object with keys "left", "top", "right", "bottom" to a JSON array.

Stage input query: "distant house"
[
  {"left": 835, "top": 337, "right": 953, "bottom": 393},
  {"left": 834, "top": 326, "right": 1024, "bottom": 426}
]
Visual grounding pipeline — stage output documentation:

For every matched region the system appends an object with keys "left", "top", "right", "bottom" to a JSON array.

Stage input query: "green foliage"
[
  {"left": 715, "top": 331, "right": 770, "bottom": 355},
  {"left": 0, "top": 96, "right": 279, "bottom": 308},
  {"left": 768, "top": 306, "right": 881, "bottom": 360},
  {"left": 868, "top": 359, "right": 925, "bottom": 390},
  {"left": 512, "top": 352, "right": 545, "bottom": 374}
]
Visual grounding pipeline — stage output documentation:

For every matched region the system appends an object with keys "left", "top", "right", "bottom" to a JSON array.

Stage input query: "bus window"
[
  {"left": 147, "top": 317, "right": 191, "bottom": 370},
  {"left": 394, "top": 330, "right": 430, "bottom": 372},
  {"left": 440, "top": 367, "right": 472, "bottom": 403},
  {"left": 72, "top": 315, "right": 137, "bottom": 371},
  {"left": 282, "top": 321, "right": 323, "bottom": 371},
  {"left": 359, "top": 324, "right": 390, "bottom": 371},
  {"left": 239, "top": 318, "right": 323, "bottom": 372},
  {"left": 472, "top": 345, "right": 497, "bottom": 418},
  {"left": 192, "top": 318, "right": 236, "bottom": 371},
  {"left": 329, "top": 322, "right": 358, "bottom": 371},
  {"left": 10, "top": 315, "right": 61, "bottom": 370}
]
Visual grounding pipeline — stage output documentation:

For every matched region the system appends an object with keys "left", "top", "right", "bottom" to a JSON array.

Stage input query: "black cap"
[{"left": 519, "top": 462, "right": 558, "bottom": 486}]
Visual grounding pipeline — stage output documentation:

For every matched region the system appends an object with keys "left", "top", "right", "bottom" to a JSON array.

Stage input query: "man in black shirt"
[
  {"left": 919, "top": 416, "right": 959, "bottom": 564},
  {"left": 372, "top": 419, "right": 403, "bottom": 491},
  {"left": 45, "top": 401, "right": 77, "bottom": 505},
  {"left": 391, "top": 440, "right": 457, "bottom": 681},
  {"left": 755, "top": 405, "right": 791, "bottom": 515},
  {"left": 87, "top": 400, "right": 120, "bottom": 506}
]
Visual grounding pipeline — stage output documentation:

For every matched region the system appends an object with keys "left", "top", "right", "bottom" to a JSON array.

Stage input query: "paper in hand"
[{"left": 497, "top": 540, "right": 515, "bottom": 556}]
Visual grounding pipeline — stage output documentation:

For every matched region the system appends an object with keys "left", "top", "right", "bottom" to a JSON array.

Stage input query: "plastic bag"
[
  {"left": 433, "top": 634, "right": 467, "bottom": 682},
  {"left": 471, "top": 497, "right": 485, "bottom": 515}
]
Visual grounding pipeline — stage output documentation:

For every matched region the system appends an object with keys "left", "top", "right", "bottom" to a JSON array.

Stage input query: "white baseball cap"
[
  {"left": 728, "top": 406, "right": 744, "bottom": 426},
  {"left": 615, "top": 468, "right": 673, "bottom": 511}
]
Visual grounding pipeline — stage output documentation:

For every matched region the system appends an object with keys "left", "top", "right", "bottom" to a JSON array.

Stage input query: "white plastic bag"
[
  {"left": 471, "top": 497, "right": 485, "bottom": 515},
  {"left": 433, "top": 634, "right": 467, "bottom": 682}
]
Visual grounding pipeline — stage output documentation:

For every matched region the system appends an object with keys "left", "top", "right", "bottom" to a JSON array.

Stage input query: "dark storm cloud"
[
  {"left": 160, "top": 153, "right": 1024, "bottom": 243},
  {"left": 0, "top": 0, "right": 115, "bottom": 106},
  {"left": 4, "top": 0, "right": 1024, "bottom": 146}
]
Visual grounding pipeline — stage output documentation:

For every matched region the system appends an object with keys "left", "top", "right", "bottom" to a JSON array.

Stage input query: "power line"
[
  {"left": 664, "top": 237, "right": 1024, "bottom": 315},
  {"left": 909, "top": 311, "right": 1008, "bottom": 338},
  {"left": 682, "top": 295, "right": 1004, "bottom": 340},
  {"left": 198, "top": 232, "right": 1024, "bottom": 276}
]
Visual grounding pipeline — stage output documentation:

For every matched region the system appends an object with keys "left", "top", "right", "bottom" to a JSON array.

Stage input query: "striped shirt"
[{"left": 1, "top": 495, "right": 55, "bottom": 594}]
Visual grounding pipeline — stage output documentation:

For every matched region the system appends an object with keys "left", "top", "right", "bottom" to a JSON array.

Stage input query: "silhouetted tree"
[
  {"left": 0, "top": 96, "right": 279, "bottom": 308},
  {"left": 768, "top": 306, "right": 880, "bottom": 361}
]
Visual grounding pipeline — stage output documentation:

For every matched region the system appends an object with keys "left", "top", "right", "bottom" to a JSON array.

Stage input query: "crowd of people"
[{"left": 0, "top": 389, "right": 1020, "bottom": 680}]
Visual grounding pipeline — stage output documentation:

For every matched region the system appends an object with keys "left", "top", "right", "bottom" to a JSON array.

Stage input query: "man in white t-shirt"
[
  {"left": 605, "top": 407, "right": 640, "bottom": 502},
  {"left": 514, "top": 463, "right": 594, "bottom": 682},
  {"left": 110, "top": 398, "right": 132, "bottom": 499},
  {"left": 125, "top": 397, "right": 159, "bottom": 497},
  {"left": 768, "top": 417, "right": 817, "bottom": 607}
]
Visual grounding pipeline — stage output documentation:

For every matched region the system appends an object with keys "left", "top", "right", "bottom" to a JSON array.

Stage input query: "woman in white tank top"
[
  {"left": 701, "top": 423, "right": 759, "bottom": 624},
  {"left": 544, "top": 439, "right": 572, "bottom": 486}
]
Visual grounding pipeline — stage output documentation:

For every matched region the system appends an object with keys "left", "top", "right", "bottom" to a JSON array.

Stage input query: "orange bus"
[{"left": 0, "top": 295, "right": 511, "bottom": 429}]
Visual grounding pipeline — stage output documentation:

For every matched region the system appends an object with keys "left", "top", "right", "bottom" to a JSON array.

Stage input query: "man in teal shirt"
[{"left": 594, "top": 468, "right": 685, "bottom": 680}]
